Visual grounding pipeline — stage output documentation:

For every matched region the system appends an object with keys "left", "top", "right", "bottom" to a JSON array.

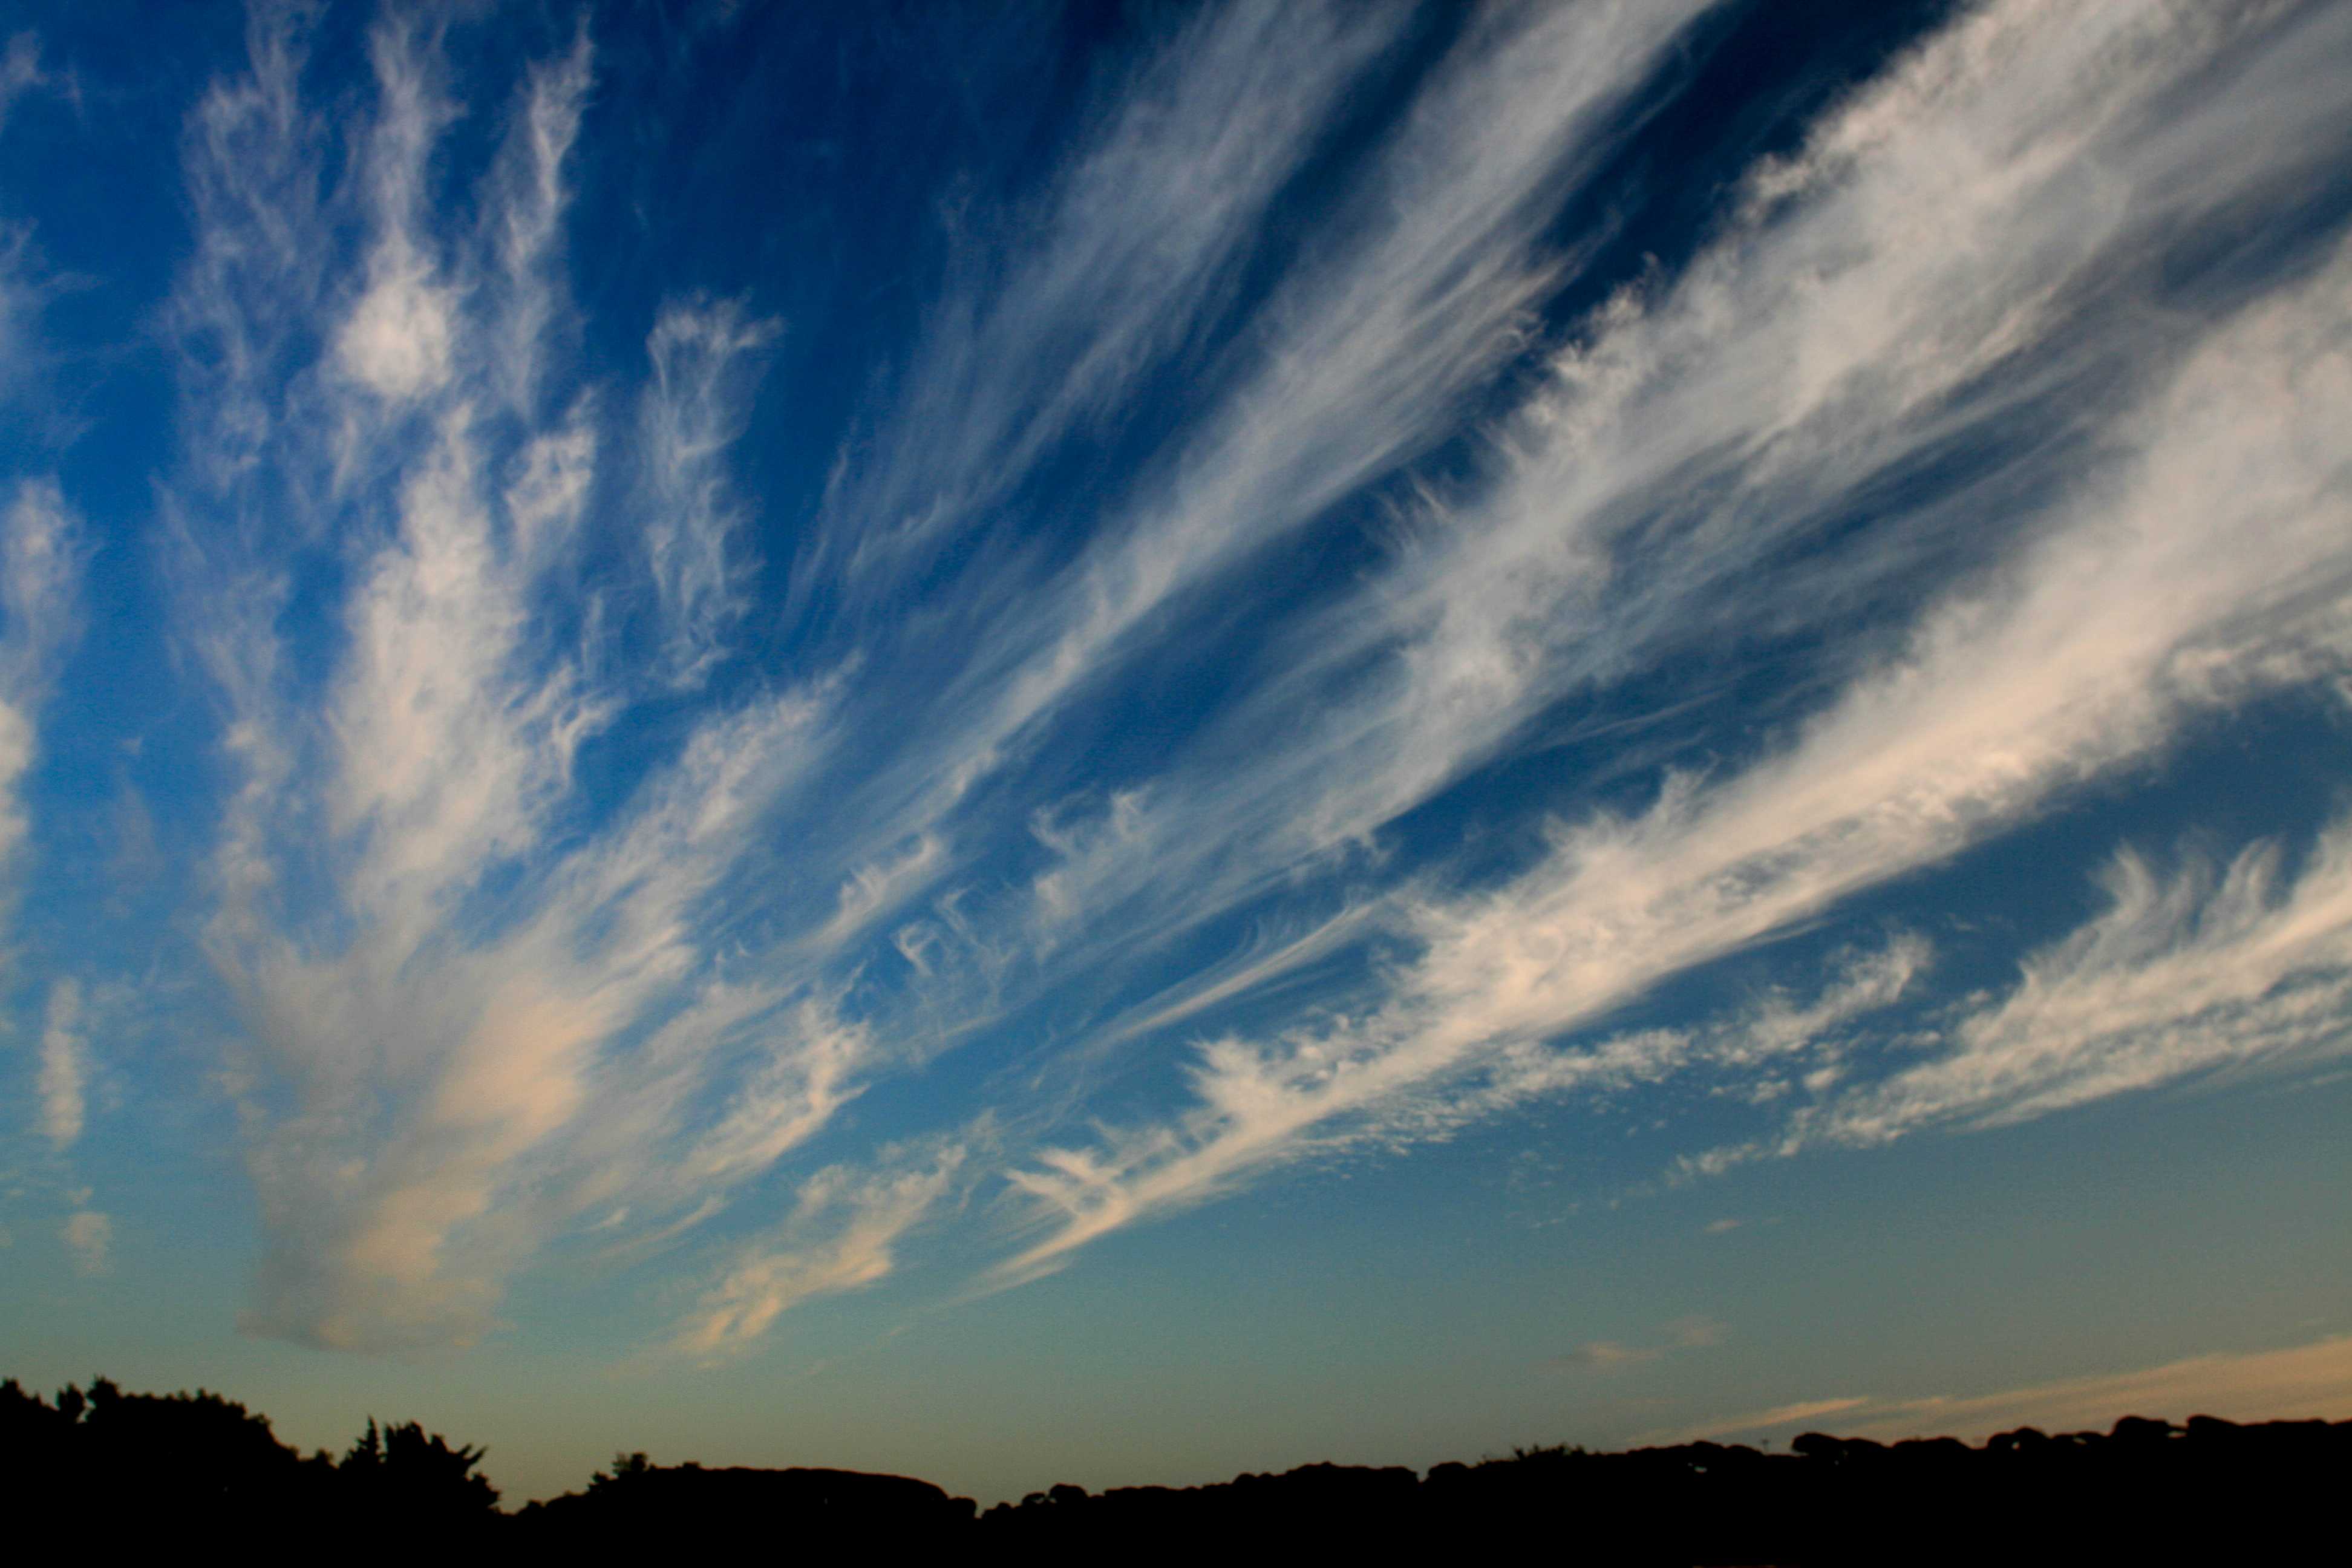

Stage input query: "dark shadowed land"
[{"left": 5, "top": 1376, "right": 2341, "bottom": 1561}]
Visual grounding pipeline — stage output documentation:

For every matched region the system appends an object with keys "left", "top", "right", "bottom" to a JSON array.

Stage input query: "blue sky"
[{"left": 4, "top": 0, "right": 2351, "bottom": 1503}]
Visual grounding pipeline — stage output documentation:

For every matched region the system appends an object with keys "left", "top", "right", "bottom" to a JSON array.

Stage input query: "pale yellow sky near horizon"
[{"left": 1642, "top": 1332, "right": 2352, "bottom": 1448}]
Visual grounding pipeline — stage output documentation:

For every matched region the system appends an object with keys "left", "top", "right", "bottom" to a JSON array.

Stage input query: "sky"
[{"left": 2, "top": 0, "right": 2350, "bottom": 1506}]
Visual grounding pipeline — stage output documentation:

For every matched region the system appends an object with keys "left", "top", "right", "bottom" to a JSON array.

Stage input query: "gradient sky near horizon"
[{"left": 4, "top": 0, "right": 2351, "bottom": 1505}]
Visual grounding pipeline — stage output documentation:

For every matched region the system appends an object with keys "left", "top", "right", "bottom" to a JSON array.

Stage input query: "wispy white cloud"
[
  {"left": 0, "top": 34, "right": 46, "bottom": 134},
  {"left": 325, "top": 408, "right": 610, "bottom": 924},
  {"left": 676, "top": 995, "right": 875, "bottom": 1189},
  {"left": 0, "top": 224, "right": 40, "bottom": 403},
  {"left": 805, "top": 0, "right": 1711, "bottom": 826},
  {"left": 717, "top": 0, "right": 1725, "bottom": 1133},
  {"left": 160, "top": 13, "right": 868, "bottom": 1350},
  {"left": 100, "top": 0, "right": 2352, "bottom": 1361},
  {"left": 996, "top": 156, "right": 2352, "bottom": 1279},
  {"left": 1554, "top": 1315, "right": 1726, "bottom": 1373},
  {"left": 815, "top": 834, "right": 946, "bottom": 952},
  {"left": 1785, "top": 820, "right": 2352, "bottom": 1152},
  {"left": 332, "top": 16, "right": 457, "bottom": 405},
  {"left": 225, "top": 675, "right": 845, "bottom": 1348},
  {"left": 639, "top": 297, "right": 777, "bottom": 687},
  {"left": 998, "top": 0, "right": 2352, "bottom": 975},
  {"left": 61, "top": 1207, "right": 109, "bottom": 1275},
  {"left": 0, "top": 477, "right": 79, "bottom": 694},
  {"left": 35, "top": 976, "right": 83, "bottom": 1149},
  {"left": 248, "top": 12, "right": 1740, "bottom": 1354},
  {"left": 166, "top": 0, "right": 330, "bottom": 491},
  {"left": 1709, "top": 939, "right": 1930, "bottom": 1077},
  {"left": 480, "top": 25, "right": 591, "bottom": 416},
  {"left": 673, "top": 1140, "right": 968, "bottom": 1357},
  {"left": 0, "top": 479, "right": 79, "bottom": 935},
  {"left": 0, "top": 33, "right": 67, "bottom": 399},
  {"left": 928, "top": 0, "right": 1715, "bottom": 760},
  {"left": 813, "top": 0, "right": 1416, "bottom": 590}
]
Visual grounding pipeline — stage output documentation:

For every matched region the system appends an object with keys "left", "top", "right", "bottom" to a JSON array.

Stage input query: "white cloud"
[
  {"left": 1556, "top": 1340, "right": 1658, "bottom": 1371},
  {"left": 119, "top": 0, "right": 2352, "bottom": 1356},
  {"left": 0, "top": 477, "right": 79, "bottom": 683},
  {"left": 997, "top": 201, "right": 2352, "bottom": 1280},
  {"left": 779, "top": 0, "right": 1714, "bottom": 935},
  {"left": 480, "top": 25, "right": 592, "bottom": 415},
  {"left": 320, "top": 403, "right": 619, "bottom": 941},
  {"left": 678, "top": 996, "right": 875, "bottom": 1187},
  {"left": 0, "top": 33, "right": 43, "bottom": 121},
  {"left": 336, "top": 258, "right": 452, "bottom": 402},
  {"left": 1555, "top": 1315, "right": 1726, "bottom": 1372},
  {"left": 873, "top": 0, "right": 2352, "bottom": 1092},
  {"left": 1705, "top": 939, "right": 1931, "bottom": 1074},
  {"left": 0, "top": 479, "right": 78, "bottom": 916},
  {"left": 165, "top": 0, "right": 331, "bottom": 492},
  {"left": 815, "top": 0, "right": 1416, "bottom": 590},
  {"left": 640, "top": 298, "right": 777, "bottom": 687},
  {"left": 161, "top": 16, "right": 866, "bottom": 1350},
  {"left": 35, "top": 976, "right": 83, "bottom": 1149},
  {"left": 653, "top": 0, "right": 1732, "bottom": 1173},
  {"left": 0, "top": 34, "right": 66, "bottom": 400},
  {"left": 226, "top": 680, "right": 841, "bottom": 1349},
  {"left": 1788, "top": 820, "right": 2352, "bottom": 1152},
  {"left": 672, "top": 1141, "right": 967, "bottom": 1357},
  {"left": 332, "top": 21, "right": 457, "bottom": 403},
  {"left": 814, "top": 835, "right": 947, "bottom": 950},
  {"left": 169, "top": 8, "right": 1749, "bottom": 1358},
  {"left": 62, "top": 1208, "right": 110, "bottom": 1275},
  {"left": 953, "top": 0, "right": 1713, "bottom": 741}
]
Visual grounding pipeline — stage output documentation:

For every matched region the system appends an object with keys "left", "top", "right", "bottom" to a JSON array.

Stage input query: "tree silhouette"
[
  {"left": 6, "top": 1370, "right": 2347, "bottom": 1560},
  {"left": 587, "top": 1449, "right": 653, "bottom": 1495},
  {"left": 339, "top": 1416, "right": 501, "bottom": 1522}
]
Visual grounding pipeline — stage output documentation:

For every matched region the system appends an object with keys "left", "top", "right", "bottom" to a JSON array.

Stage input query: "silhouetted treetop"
[{"left": 0, "top": 1377, "right": 493, "bottom": 1537}]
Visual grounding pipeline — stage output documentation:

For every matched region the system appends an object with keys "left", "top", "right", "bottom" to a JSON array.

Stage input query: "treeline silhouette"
[{"left": 5, "top": 1375, "right": 2341, "bottom": 1560}]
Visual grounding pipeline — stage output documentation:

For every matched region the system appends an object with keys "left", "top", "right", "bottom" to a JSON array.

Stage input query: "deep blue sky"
[{"left": 3, "top": 0, "right": 2350, "bottom": 1503}]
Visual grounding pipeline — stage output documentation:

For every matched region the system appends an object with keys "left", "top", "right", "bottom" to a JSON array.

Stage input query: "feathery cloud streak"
[
  {"left": 164, "top": 13, "right": 858, "bottom": 1348},
  {"left": 2, "top": 0, "right": 2342, "bottom": 1365},
  {"left": 995, "top": 0, "right": 2352, "bottom": 1278},
  {"left": 0, "top": 479, "right": 77, "bottom": 900}
]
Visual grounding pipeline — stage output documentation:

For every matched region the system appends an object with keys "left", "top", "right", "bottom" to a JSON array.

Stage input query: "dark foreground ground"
[{"left": 5, "top": 1374, "right": 2342, "bottom": 1561}]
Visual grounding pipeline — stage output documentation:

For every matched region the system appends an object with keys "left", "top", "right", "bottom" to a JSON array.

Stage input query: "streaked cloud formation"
[
  {"left": 1, "top": 0, "right": 2347, "bottom": 1410},
  {"left": 994, "top": 0, "right": 2352, "bottom": 1282}
]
